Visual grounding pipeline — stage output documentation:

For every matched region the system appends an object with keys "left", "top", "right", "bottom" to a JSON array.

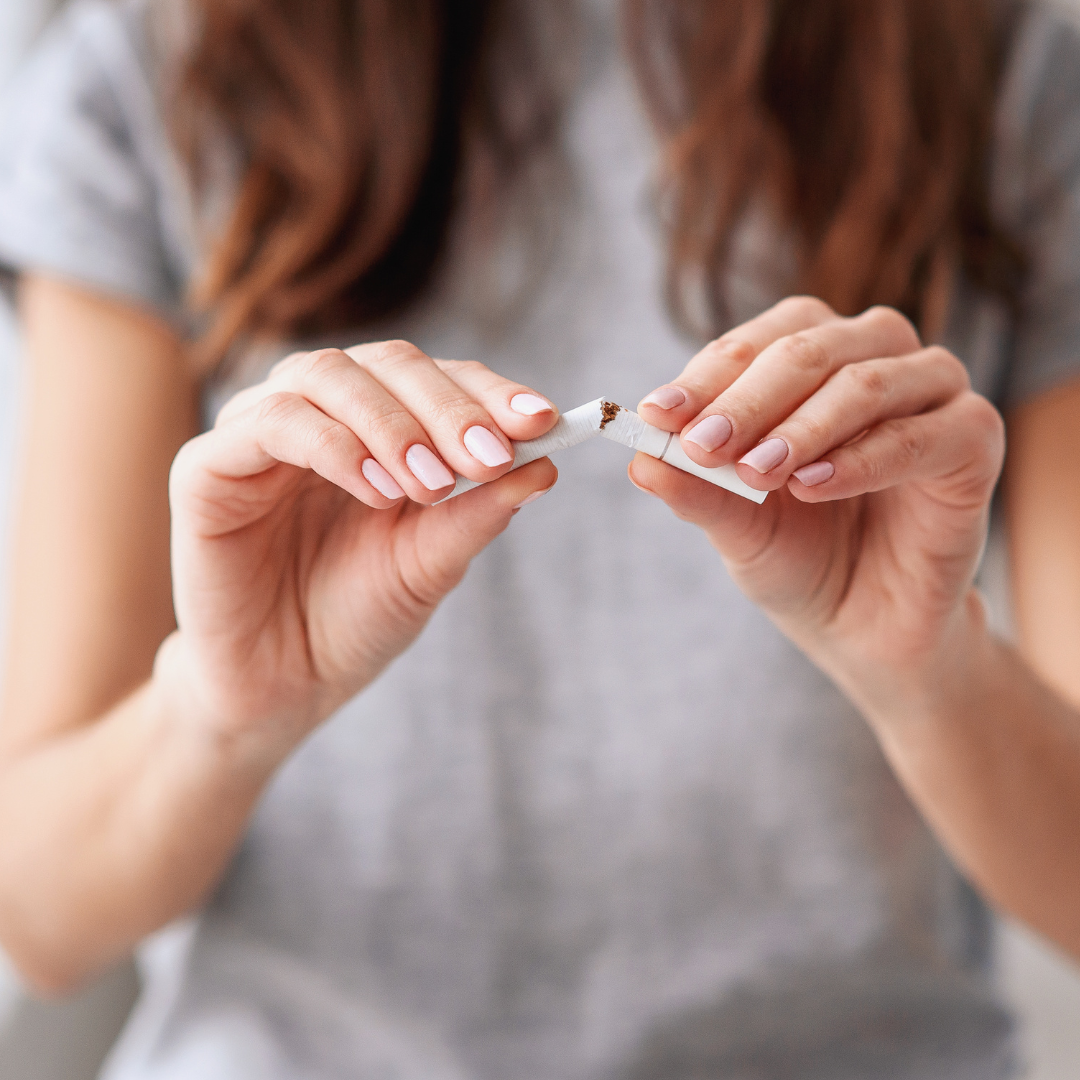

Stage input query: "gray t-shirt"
[{"left": 4, "top": 1, "right": 1080, "bottom": 1077}]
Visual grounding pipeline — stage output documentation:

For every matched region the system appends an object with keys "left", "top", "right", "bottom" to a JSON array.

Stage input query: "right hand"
[{"left": 159, "top": 340, "right": 558, "bottom": 762}]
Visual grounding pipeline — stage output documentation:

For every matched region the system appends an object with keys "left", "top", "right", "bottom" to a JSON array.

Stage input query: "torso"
[{"left": 21, "top": 1, "right": 1063, "bottom": 1076}]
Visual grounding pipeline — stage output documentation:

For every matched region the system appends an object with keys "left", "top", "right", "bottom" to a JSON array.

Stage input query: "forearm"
[
  {"left": 0, "top": 643, "right": 277, "bottom": 994},
  {"left": 836, "top": 595, "right": 1080, "bottom": 957}
]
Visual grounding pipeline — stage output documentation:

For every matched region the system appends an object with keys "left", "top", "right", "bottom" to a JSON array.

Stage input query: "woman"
[{"left": 0, "top": 0, "right": 1079, "bottom": 1076}]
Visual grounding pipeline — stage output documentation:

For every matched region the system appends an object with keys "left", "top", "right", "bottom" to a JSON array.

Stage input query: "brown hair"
[
  {"left": 627, "top": 0, "right": 1024, "bottom": 338},
  {"left": 177, "top": 0, "right": 1023, "bottom": 362}
]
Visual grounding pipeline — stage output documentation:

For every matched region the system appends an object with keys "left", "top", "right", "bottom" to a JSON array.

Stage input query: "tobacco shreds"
[{"left": 599, "top": 401, "right": 621, "bottom": 430}]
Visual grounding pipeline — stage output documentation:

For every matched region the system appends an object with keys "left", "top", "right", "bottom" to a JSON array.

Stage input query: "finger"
[
  {"left": 436, "top": 456, "right": 559, "bottom": 523},
  {"left": 638, "top": 296, "right": 838, "bottom": 429},
  {"left": 729, "top": 347, "right": 971, "bottom": 492},
  {"left": 172, "top": 392, "right": 400, "bottom": 537},
  {"left": 213, "top": 351, "right": 309, "bottom": 427},
  {"left": 626, "top": 450, "right": 778, "bottom": 571},
  {"left": 261, "top": 348, "right": 459, "bottom": 504},
  {"left": 785, "top": 392, "right": 1005, "bottom": 505},
  {"left": 345, "top": 340, "right": 517, "bottom": 482},
  {"left": 403, "top": 458, "right": 560, "bottom": 606},
  {"left": 432, "top": 358, "right": 560, "bottom": 441},
  {"left": 213, "top": 382, "right": 273, "bottom": 428},
  {"left": 678, "top": 306, "right": 922, "bottom": 466}
]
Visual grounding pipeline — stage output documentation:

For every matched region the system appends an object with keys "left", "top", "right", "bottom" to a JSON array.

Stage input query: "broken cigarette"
[
  {"left": 596, "top": 402, "right": 767, "bottom": 504},
  {"left": 441, "top": 398, "right": 608, "bottom": 500},
  {"left": 439, "top": 398, "right": 767, "bottom": 505}
]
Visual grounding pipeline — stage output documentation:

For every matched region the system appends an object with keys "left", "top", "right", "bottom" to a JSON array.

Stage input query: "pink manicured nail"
[
  {"left": 684, "top": 414, "right": 733, "bottom": 452},
  {"left": 739, "top": 438, "right": 790, "bottom": 474},
  {"left": 513, "top": 486, "right": 553, "bottom": 510},
  {"left": 361, "top": 458, "right": 405, "bottom": 500},
  {"left": 793, "top": 460, "right": 835, "bottom": 487},
  {"left": 405, "top": 444, "right": 455, "bottom": 490},
  {"left": 641, "top": 386, "right": 687, "bottom": 410},
  {"left": 510, "top": 393, "right": 553, "bottom": 416},
  {"left": 464, "top": 426, "right": 513, "bottom": 467}
]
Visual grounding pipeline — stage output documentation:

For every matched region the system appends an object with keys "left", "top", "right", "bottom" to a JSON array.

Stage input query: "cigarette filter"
[
  {"left": 437, "top": 397, "right": 767, "bottom": 505},
  {"left": 597, "top": 402, "right": 767, "bottom": 505}
]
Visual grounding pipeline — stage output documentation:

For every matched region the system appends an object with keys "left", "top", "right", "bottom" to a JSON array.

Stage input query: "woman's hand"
[
  {"left": 162, "top": 341, "right": 558, "bottom": 762},
  {"left": 632, "top": 297, "right": 1005, "bottom": 715},
  {"left": 635, "top": 298, "right": 1080, "bottom": 958}
]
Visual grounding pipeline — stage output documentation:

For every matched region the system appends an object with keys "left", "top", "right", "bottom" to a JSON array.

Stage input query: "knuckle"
[
  {"left": 363, "top": 399, "right": 414, "bottom": 445},
  {"left": 254, "top": 390, "right": 300, "bottom": 426},
  {"left": 429, "top": 392, "right": 482, "bottom": 431},
  {"left": 785, "top": 412, "right": 831, "bottom": 450},
  {"left": 454, "top": 359, "right": 489, "bottom": 378},
  {"left": 266, "top": 350, "right": 307, "bottom": 381},
  {"left": 708, "top": 336, "right": 756, "bottom": 369},
  {"left": 861, "top": 304, "right": 892, "bottom": 327},
  {"left": 434, "top": 358, "right": 467, "bottom": 377},
  {"left": 961, "top": 392, "right": 1006, "bottom": 451},
  {"left": 850, "top": 419, "right": 922, "bottom": 489},
  {"left": 779, "top": 295, "right": 834, "bottom": 323},
  {"left": 864, "top": 303, "right": 910, "bottom": 331},
  {"left": 303, "top": 346, "right": 347, "bottom": 371},
  {"left": 864, "top": 304, "right": 920, "bottom": 345},
  {"left": 848, "top": 436, "right": 887, "bottom": 488},
  {"left": 368, "top": 339, "right": 428, "bottom": 372},
  {"left": 669, "top": 504, "right": 699, "bottom": 525},
  {"left": 291, "top": 348, "right": 347, "bottom": 386},
  {"left": 778, "top": 332, "right": 830, "bottom": 379},
  {"left": 893, "top": 421, "right": 925, "bottom": 470},
  {"left": 405, "top": 550, "right": 468, "bottom": 608},
  {"left": 924, "top": 347, "right": 971, "bottom": 391},
  {"left": 842, "top": 361, "right": 890, "bottom": 402},
  {"left": 309, "top": 417, "right": 352, "bottom": 458},
  {"left": 423, "top": 393, "right": 461, "bottom": 426},
  {"left": 844, "top": 441, "right": 875, "bottom": 486}
]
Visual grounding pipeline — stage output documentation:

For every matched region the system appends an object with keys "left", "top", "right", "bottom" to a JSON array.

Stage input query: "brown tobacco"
[{"left": 599, "top": 401, "right": 621, "bottom": 430}]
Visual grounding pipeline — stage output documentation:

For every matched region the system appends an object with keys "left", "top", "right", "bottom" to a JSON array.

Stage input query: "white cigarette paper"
[
  {"left": 597, "top": 403, "right": 767, "bottom": 505},
  {"left": 438, "top": 398, "right": 767, "bottom": 505}
]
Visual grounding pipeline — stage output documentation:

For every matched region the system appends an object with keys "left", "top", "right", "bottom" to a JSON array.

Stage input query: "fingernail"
[
  {"left": 405, "top": 444, "right": 455, "bottom": 490},
  {"left": 684, "top": 414, "right": 733, "bottom": 452},
  {"left": 739, "top": 438, "right": 790, "bottom": 474},
  {"left": 510, "top": 393, "right": 554, "bottom": 416},
  {"left": 792, "top": 460, "right": 835, "bottom": 487},
  {"left": 361, "top": 457, "right": 405, "bottom": 500},
  {"left": 641, "top": 386, "right": 687, "bottom": 410},
  {"left": 464, "top": 426, "right": 513, "bottom": 467},
  {"left": 513, "top": 486, "right": 553, "bottom": 510}
]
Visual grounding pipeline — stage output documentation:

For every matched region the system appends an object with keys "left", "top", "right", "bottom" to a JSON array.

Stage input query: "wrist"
[
  {"left": 823, "top": 590, "right": 999, "bottom": 734},
  {"left": 149, "top": 632, "right": 293, "bottom": 788}
]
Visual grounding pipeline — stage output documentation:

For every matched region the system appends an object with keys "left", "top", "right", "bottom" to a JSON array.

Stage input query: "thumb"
[
  {"left": 628, "top": 452, "right": 781, "bottom": 567},
  {"left": 401, "top": 458, "right": 558, "bottom": 605}
]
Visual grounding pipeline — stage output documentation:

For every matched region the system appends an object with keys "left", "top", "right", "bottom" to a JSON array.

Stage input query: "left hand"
[{"left": 631, "top": 297, "right": 1006, "bottom": 712}]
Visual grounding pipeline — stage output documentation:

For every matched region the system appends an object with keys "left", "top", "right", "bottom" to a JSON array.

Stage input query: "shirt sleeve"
[
  {"left": 997, "top": 6, "right": 1080, "bottom": 410},
  {"left": 0, "top": 1, "right": 186, "bottom": 325}
]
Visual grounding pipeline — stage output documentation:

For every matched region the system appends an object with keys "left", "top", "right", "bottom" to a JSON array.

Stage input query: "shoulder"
[
  {"left": 986, "top": 3, "right": 1080, "bottom": 409},
  {"left": 4, "top": 0, "right": 159, "bottom": 145},
  {"left": 994, "top": 2, "right": 1080, "bottom": 220},
  {"left": 0, "top": 0, "right": 198, "bottom": 324}
]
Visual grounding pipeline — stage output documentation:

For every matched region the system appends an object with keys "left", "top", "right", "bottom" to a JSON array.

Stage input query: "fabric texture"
[
  {"left": 0, "top": 0, "right": 196, "bottom": 327},
  {"left": 4, "top": 0, "right": 1080, "bottom": 1077}
]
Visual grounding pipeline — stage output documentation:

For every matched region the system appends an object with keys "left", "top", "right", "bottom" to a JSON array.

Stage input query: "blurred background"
[{"left": 0, "top": 1, "right": 1078, "bottom": 1077}]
